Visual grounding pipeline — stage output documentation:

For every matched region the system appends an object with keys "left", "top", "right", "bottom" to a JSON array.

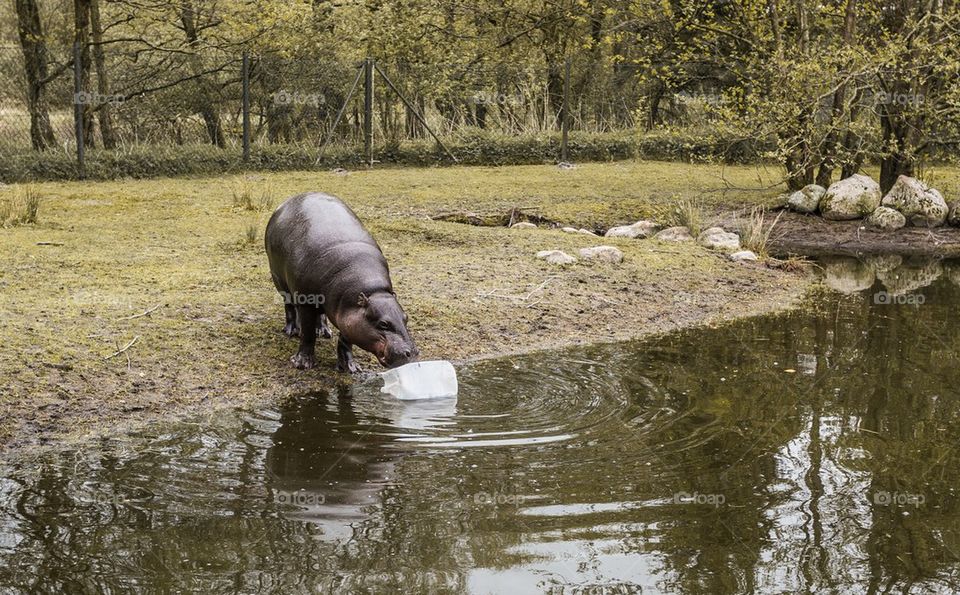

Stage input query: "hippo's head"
[{"left": 342, "top": 291, "right": 419, "bottom": 368}]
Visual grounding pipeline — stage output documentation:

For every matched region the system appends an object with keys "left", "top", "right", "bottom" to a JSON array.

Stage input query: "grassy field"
[{"left": 6, "top": 159, "right": 932, "bottom": 449}]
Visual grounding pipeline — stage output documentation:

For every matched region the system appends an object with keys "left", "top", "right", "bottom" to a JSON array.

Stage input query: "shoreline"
[{"left": 0, "top": 274, "right": 811, "bottom": 458}]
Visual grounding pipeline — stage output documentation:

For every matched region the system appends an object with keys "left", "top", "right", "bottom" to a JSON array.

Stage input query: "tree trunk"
[
  {"left": 14, "top": 0, "right": 56, "bottom": 150},
  {"left": 74, "top": 0, "right": 95, "bottom": 148},
  {"left": 89, "top": 0, "right": 116, "bottom": 149},
  {"left": 180, "top": 0, "right": 225, "bottom": 148},
  {"left": 815, "top": 0, "right": 857, "bottom": 187}
]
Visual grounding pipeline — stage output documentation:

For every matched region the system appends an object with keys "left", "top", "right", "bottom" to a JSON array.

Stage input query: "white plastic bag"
[{"left": 380, "top": 360, "right": 459, "bottom": 400}]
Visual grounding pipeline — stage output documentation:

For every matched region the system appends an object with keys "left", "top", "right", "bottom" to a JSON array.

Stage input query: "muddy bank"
[{"left": 765, "top": 210, "right": 960, "bottom": 258}]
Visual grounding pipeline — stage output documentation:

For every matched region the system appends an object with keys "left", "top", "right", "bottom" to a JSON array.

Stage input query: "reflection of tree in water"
[{"left": 630, "top": 271, "right": 960, "bottom": 592}]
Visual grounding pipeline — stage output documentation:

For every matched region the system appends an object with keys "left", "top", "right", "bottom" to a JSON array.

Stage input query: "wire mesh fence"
[{"left": 0, "top": 45, "right": 645, "bottom": 179}]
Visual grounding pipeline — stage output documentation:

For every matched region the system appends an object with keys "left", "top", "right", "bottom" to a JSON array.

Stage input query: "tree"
[{"left": 14, "top": 0, "right": 57, "bottom": 150}]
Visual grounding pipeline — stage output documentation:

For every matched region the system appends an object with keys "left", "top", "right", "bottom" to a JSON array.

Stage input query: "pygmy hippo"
[{"left": 265, "top": 192, "right": 419, "bottom": 372}]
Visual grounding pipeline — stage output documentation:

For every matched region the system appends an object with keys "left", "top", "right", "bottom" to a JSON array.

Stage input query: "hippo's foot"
[
  {"left": 283, "top": 322, "right": 300, "bottom": 338},
  {"left": 290, "top": 352, "right": 316, "bottom": 370},
  {"left": 317, "top": 320, "right": 333, "bottom": 339},
  {"left": 336, "top": 359, "right": 362, "bottom": 374}
]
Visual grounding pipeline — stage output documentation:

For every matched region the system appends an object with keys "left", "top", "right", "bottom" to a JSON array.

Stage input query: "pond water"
[{"left": 3, "top": 256, "right": 960, "bottom": 593}]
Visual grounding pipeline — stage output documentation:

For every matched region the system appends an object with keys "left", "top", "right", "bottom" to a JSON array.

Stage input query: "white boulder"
[
  {"left": 881, "top": 175, "right": 948, "bottom": 227},
  {"left": 653, "top": 226, "right": 693, "bottom": 242},
  {"left": 787, "top": 184, "right": 826, "bottom": 213},
  {"left": 578, "top": 245, "right": 624, "bottom": 263},
  {"left": 819, "top": 174, "right": 882, "bottom": 220},
  {"left": 536, "top": 250, "right": 576, "bottom": 265}
]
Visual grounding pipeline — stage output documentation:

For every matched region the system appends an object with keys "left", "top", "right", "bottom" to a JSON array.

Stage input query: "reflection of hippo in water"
[
  {"left": 264, "top": 391, "right": 397, "bottom": 539},
  {"left": 265, "top": 192, "right": 419, "bottom": 372}
]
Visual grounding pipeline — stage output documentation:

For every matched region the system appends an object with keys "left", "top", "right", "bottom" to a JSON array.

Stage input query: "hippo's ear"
[{"left": 357, "top": 292, "right": 369, "bottom": 308}]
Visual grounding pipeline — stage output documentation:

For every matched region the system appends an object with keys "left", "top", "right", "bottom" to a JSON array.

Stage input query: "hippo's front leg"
[
  {"left": 290, "top": 305, "right": 318, "bottom": 369},
  {"left": 336, "top": 336, "right": 362, "bottom": 374}
]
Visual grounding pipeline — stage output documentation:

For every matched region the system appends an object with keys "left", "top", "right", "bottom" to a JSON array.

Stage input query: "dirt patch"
[{"left": 764, "top": 210, "right": 960, "bottom": 258}]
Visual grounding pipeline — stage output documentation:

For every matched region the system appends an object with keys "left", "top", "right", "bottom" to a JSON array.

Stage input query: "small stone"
[
  {"left": 578, "top": 245, "right": 624, "bottom": 263},
  {"left": 653, "top": 226, "right": 693, "bottom": 242},
  {"left": 557, "top": 162, "right": 576, "bottom": 170},
  {"left": 577, "top": 228, "right": 598, "bottom": 236},
  {"left": 560, "top": 226, "right": 579, "bottom": 233},
  {"left": 787, "top": 184, "right": 826, "bottom": 213},
  {"left": 865, "top": 206, "right": 906, "bottom": 231},
  {"left": 512, "top": 222, "right": 537, "bottom": 229},
  {"left": 729, "top": 250, "right": 758, "bottom": 262},
  {"left": 604, "top": 220, "right": 660, "bottom": 239},
  {"left": 536, "top": 250, "right": 576, "bottom": 265},
  {"left": 697, "top": 227, "right": 741, "bottom": 251}
]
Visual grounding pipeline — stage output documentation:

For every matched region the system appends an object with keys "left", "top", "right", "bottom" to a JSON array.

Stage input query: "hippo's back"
[
  {"left": 267, "top": 192, "right": 378, "bottom": 253},
  {"left": 265, "top": 193, "right": 390, "bottom": 297}
]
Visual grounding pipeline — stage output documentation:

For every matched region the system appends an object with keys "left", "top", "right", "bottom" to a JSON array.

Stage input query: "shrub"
[{"left": 0, "top": 185, "right": 40, "bottom": 227}]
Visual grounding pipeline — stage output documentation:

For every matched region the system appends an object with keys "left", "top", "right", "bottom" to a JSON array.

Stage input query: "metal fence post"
[
  {"left": 73, "top": 42, "right": 85, "bottom": 177},
  {"left": 363, "top": 58, "right": 374, "bottom": 166},
  {"left": 242, "top": 51, "right": 250, "bottom": 163},
  {"left": 561, "top": 58, "right": 570, "bottom": 163}
]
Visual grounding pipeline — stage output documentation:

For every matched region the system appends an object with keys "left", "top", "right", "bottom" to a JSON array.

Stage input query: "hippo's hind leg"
[
  {"left": 290, "top": 305, "right": 318, "bottom": 370},
  {"left": 283, "top": 304, "right": 300, "bottom": 337},
  {"left": 318, "top": 313, "right": 333, "bottom": 339},
  {"left": 272, "top": 274, "right": 300, "bottom": 337},
  {"left": 336, "top": 336, "right": 362, "bottom": 374}
]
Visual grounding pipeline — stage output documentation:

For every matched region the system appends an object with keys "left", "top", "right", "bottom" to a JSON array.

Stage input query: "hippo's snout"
[{"left": 383, "top": 344, "right": 420, "bottom": 369}]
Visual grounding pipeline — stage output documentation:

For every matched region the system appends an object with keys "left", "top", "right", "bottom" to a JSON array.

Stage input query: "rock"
[
  {"left": 536, "top": 250, "right": 576, "bottom": 265},
  {"left": 865, "top": 254, "right": 903, "bottom": 274},
  {"left": 577, "top": 228, "right": 598, "bottom": 236},
  {"left": 949, "top": 203, "right": 960, "bottom": 226},
  {"left": 819, "top": 174, "right": 882, "bottom": 220},
  {"left": 653, "top": 226, "right": 693, "bottom": 242},
  {"left": 787, "top": 184, "right": 826, "bottom": 213},
  {"left": 865, "top": 206, "right": 906, "bottom": 231},
  {"left": 557, "top": 162, "right": 576, "bottom": 170},
  {"left": 512, "top": 222, "right": 537, "bottom": 229},
  {"left": 881, "top": 175, "right": 948, "bottom": 227},
  {"left": 876, "top": 259, "right": 943, "bottom": 295},
  {"left": 604, "top": 220, "right": 660, "bottom": 239},
  {"left": 578, "top": 245, "right": 624, "bottom": 263},
  {"left": 697, "top": 226, "right": 741, "bottom": 251},
  {"left": 822, "top": 257, "right": 876, "bottom": 294},
  {"left": 729, "top": 250, "right": 758, "bottom": 262},
  {"left": 560, "top": 226, "right": 579, "bottom": 233}
]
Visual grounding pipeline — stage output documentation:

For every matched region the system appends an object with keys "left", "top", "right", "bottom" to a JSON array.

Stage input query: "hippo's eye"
[{"left": 377, "top": 320, "right": 392, "bottom": 331}]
